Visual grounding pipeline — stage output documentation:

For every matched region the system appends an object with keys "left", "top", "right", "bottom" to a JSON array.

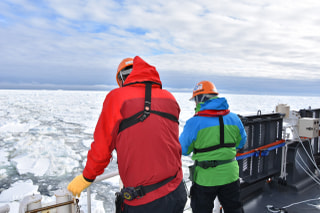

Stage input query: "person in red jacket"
[{"left": 68, "top": 56, "right": 187, "bottom": 213}]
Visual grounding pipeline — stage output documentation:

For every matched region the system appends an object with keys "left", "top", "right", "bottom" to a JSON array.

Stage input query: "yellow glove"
[{"left": 68, "top": 174, "right": 92, "bottom": 197}]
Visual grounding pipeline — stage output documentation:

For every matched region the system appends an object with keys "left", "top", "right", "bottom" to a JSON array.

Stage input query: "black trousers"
[
  {"left": 122, "top": 181, "right": 187, "bottom": 213},
  {"left": 190, "top": 179, "right": 243, "bottom": 213}
]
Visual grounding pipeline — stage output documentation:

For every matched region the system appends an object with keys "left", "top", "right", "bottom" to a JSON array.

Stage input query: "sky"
[{"left": 0, "top": 0, "right": 320, "bottom": 95}]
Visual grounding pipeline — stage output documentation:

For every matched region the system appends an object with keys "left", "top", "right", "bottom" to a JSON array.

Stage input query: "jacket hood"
[
  {"left": 198, "top": 97, "right": 229, "bottom": 111},
  {"left": 123, "top": 56, "right": 162, "bottom": 86}
]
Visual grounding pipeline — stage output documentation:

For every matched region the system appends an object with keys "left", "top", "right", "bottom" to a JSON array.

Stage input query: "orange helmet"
[
  {"left": 190, "top": 80, "right": 219, "bottom": 100},
  {"left": 116, "top": 58, "right": 133, "bottom": 87}
]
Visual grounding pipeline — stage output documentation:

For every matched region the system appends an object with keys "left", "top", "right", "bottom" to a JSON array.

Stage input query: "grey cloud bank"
[{"left": 0, "top": 0, "right": 319, "bottom": 96}]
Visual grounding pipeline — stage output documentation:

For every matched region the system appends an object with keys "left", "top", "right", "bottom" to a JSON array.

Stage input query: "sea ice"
[
  {"left": 1, "top": 90, "right": 319, "bottom": 212},
  {"left": 0, "top": 180, "right": 38, "bottom": 203},
  {"left": 11, "top": 155, "right": 50, "bottom": 176}
]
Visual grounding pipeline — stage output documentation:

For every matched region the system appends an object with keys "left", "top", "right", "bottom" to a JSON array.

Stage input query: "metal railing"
[{"left": 86, "top": 170, "right": 120, "bottom": 213}]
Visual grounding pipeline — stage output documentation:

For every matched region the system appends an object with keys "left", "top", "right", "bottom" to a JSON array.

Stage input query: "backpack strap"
[{"left": 193, "top": 115, "right": 236, "bottom": 154}]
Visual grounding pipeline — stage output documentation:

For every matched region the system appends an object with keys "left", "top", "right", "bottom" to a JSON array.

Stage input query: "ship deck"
[{"left": 242, "top": 178, "right": 320, "bottom": 213}]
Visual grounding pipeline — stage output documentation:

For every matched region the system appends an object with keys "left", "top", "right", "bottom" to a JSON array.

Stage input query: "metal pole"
[
  {"left": 87, "top": 170, "right": 119, "bottom": 213},
  {"left": 87, "top": 186, "right": 91, "bottom": 213},
  {"left": 94, "top": 171, "right": 119, "bottom": 183},
  {"left": 26, "top": 200, "right": 75, "bottom": 213}
]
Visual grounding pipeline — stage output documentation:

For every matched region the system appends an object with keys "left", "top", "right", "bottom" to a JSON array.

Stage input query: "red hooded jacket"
[{"left": 83, "top": 56, "right": 183, "bottom": 206}]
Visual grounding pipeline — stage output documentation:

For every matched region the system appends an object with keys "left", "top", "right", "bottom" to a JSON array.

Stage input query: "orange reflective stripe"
[{"left": 236, "top": 139, "right": 285, "bottom": 157}]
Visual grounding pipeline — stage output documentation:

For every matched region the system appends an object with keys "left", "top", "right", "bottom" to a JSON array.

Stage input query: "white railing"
[
  {"left": 17, "top": 190, "right": 78, "bottom": 213},
  {"left": 86, "top": 170, "right": 120, "bottom": 213},
  {"left": 0, "top": 204, "right": 10, "bottom": 213}
]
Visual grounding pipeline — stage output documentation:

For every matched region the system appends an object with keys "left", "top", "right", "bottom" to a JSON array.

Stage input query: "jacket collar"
[
  {"left": 195, "top": 97, "right": 229, "bottom": 113},
  {"left": 195, "top": 109, "right": 230, "bottom": 117}
]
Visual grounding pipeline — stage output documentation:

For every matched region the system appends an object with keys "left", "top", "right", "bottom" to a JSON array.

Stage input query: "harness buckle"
[
  {"left": 139, "top": 112, "right": 150, "bottom": 121},
  {"left": 134, "top": 185, "right": 146, "bottom": 198},
  {"left": 140, "top": 101, "right": 151, "bottom": 121},
  {"left": 119, "top": 186, "right": 146, "bottom": 201},
  {"left": 121, "top": 187, "right": 139, "bottom": 201}
]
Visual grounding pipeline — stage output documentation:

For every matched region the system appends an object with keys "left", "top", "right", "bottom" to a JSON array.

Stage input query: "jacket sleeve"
[
  {"left": 179, "top": 118, "right": 198, "bottom": 156},
  {"left": 83, "top": 91, "right": 122, "bottom": 180},
  {"left": 236, "top": 118, "right": 247, "bottom": 149}
]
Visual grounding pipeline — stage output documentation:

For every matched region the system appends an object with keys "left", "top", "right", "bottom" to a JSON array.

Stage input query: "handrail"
[
  {"left": 87, "top": 170, "right": 120, "bottom": 213},
  {"left": 26, "top": 200, "right": 76, "bottom": 213}
]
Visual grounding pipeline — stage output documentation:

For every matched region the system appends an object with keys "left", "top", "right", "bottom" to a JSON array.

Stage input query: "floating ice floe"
[
  {"left": 0, "top": 180, "right": 38, "bottom": 203},
  {"left": 11, "top": 154, "right": 50, "bottom": 176}
]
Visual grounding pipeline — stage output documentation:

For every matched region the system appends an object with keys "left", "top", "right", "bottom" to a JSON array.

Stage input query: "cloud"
[{"left": 0, "top": 0, "right": 319, "bottom": 95}]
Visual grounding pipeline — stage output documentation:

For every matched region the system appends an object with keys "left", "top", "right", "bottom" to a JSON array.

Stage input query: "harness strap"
[
  {"left": 119, "top": 175, "right": 176, "bottom": 201},
  {"left": 219, "top": 115, "right": 224, "bottom": 146},
  {"left": 193, "top": 115, "right": 236, "bottom": 154},
  {"left": 149, "top": 110, "right": 179, "bottom": 123},
  {"left": 118, "top": 82, "right": 178, "bottom": 133},
  {"left": 140, "top": 82, "right": 151, "bottom": 121},
  {"left": 134, "top": 175, "right": 175, "bottom": 197},
  {"left": 195, "top": 158, "right": 236, "bottom": 169}
]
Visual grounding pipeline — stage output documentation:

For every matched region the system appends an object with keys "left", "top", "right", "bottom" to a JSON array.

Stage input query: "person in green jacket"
[{"left": 179, "top": 80, "right": 247, "bottom": 213}]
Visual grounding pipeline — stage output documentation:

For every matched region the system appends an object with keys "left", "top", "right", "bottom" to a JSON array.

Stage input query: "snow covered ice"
[{"left": 0, "top": 89, "right": 319, "bottom": 212}]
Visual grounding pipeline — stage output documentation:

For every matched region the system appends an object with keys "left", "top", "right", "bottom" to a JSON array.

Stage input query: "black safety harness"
[
  {"left": 193, "top": 115, "right": 236, "bottom": 155},
  {"left": 115, "top": 81, "right": 179, "bottom": 212},
  {"left": 189, "top": 114, "right": 236, "bottom": 182},
  {"left": 118, "top": 81, "right": 179, "bottom": 133},
  {"left": 115, "top": 175, "right": 175, "bottom": 212}
]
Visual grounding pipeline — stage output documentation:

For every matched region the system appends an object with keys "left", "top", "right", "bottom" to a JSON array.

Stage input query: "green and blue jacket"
[{"left": 179, "top": 97, "right": 247, "bottom": 186}]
